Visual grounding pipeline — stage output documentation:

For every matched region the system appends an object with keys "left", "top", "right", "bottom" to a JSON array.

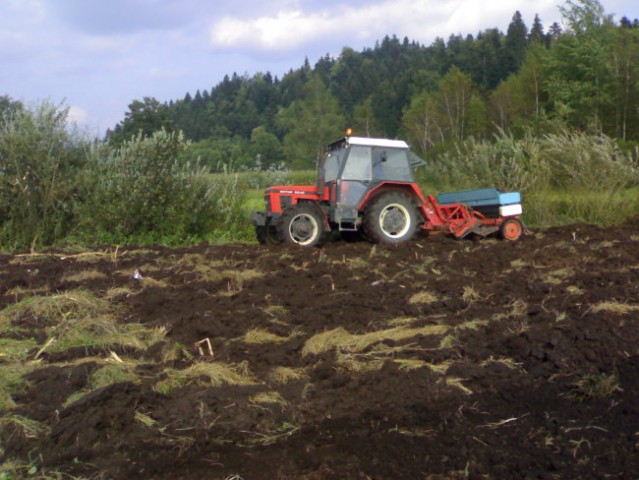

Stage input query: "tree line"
[{"left": 106, "top": 0, "right": 639, "bottom": 171}]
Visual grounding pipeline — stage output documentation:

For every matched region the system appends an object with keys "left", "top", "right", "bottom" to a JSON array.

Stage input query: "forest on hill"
[{"left": 106, "top": 0, "right": 639, "bottom": 171}]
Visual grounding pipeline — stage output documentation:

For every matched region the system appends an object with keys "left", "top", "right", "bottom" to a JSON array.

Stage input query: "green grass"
[{"left": 524, "top": 188, "right": 639, "bottom": 228}]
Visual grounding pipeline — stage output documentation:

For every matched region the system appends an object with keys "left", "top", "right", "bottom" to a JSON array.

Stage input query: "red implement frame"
[{"left": 419, "top": 194, "right": 502, "bottom": 239}]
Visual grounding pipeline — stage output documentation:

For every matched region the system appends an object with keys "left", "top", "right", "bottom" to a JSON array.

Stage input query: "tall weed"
[{"left": 422, "top": 130, "right": 639, "bottom": 226}]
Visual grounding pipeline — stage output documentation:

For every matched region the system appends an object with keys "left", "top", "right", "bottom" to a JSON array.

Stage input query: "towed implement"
[{"left": 252, "top": 134, "right": 524, "bottom": 247}]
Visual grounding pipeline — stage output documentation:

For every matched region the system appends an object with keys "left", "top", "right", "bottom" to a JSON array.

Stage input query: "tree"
[
  {"left": 490, "top": 44, "right": 551, "bottom": 132},
  {"left": 529, "top": 14, "right": 546, "bottom": 45},
  {"left": 610, "top": 21, "right": 639, "bottom": 139},
  {"left": 547, "top": 0, "right": 615, "bottom": 133},
  {"left": 500, "top": 11, "right": 529, "bottom": 75},
  {"left": 249, "top": 127, "right": 284, "bottom": 170},
  {"left": 277, "top": 75, "right": 346, "bottom": 169},
  {"left": 559, "top": 0, "right": 612, "bottom": 35},
  {"left": 107, "top": 97, "right": 174, "bottom": 145},
  {"left": 352, "top": 97, "right": 382, "bottom": 137},
  {"left": 402, "top": 67, "right": 479, "bottom": 154}
]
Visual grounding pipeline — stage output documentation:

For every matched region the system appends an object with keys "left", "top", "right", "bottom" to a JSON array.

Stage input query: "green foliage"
[
  {"left": 277, "top": 75, "right": 347, "bottom": 169},
  {"left": 403, "top": 67, "right": 485, "bottom": 156},
  {"left": 0, "top": 101, "right": 83, "bottom": 250},
  {"left": 80, "top": 129, "right": 246, "bottom": 244},
  {"left": 181, "top": 136, "right": 251, "bottom": 172},
  {"left": 423, "top": 129, "right": 639, "bottom": 226},
  {"left": 107, "top": 97, "right": 174, "bottom": 146}
]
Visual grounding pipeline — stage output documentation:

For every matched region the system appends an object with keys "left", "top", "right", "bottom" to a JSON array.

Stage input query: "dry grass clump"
[
  {"left": 444, "top": 377, "right": 473, "bottom": 395},
  {"left": 243, "top": 328, "right": 299, "bottom": 345},
  {"left": 395, "top": 359, "right": 427, "bottom": 371},
  {"left": 493, "top": 299, "right": 528, "bottom": 321},
  {"left": 590, "top": 301, "right": 639, "bottom": 315},
  {"left": 386, "top": 316, "right": 418, "bottom": 327},
  {"left": 0, "top": 363, "right": 37, "bottom": 411},
  {"left": 264, "top": 305, "right": 288, "bottom": 318},
  {"left": 542, "top": 267, "right": 574, "bottom": 285},
  {"left": 456, "top": 319, "right": 489, "bottom": 331},
  {"left": 249, "top": 391, "right": 289, "bottom": 408},
  {"left": 0, "top": 414, "right": 50, "bottom": 439},
  {"left": 63, "top": 357, "right": 141, "bottom": 407},
  {"left": 1, "top": 289, "right": 109, "bottom": 326},
  {"left": 510, "top": 259, "right": 529, "bottom": 269},
  {"left": 0, "top": 337, "right": 38, "bottom": 362},
  {"left": 568, "top": 372, "right": 621, "bottom": 401},
  {"left": 566, "top": 285, "right": 585, "bottom": 295},
  {"left": 268, "top": 367, "right": 307, "bottom": 384},
  {"left": 462, "top": 286, "right": 481, "bottom": 303},
  {"left": 154, "top": 361, "right": 256, "bottom": 394},
  {"left": 62, "top": 269, "right": 108, "bottom": 283},
  {"left": 103, "top": 286, "right": 134, "bottom": 300},
  {"left": 408, "top": 290, "right": 438, "bottom": 305},
  {"left": 0, "top": 290, "right": 166, "bottom": 356},
  {"left": 302, "top": 324, "right": 450, "bottom": 357},
  {"left": 479, "top": 356, "right": 524, "bottom": 370}
]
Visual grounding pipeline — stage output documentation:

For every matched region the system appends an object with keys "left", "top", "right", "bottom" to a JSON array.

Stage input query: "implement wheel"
[
  {"left": 363, "top": 192, "right": 418, "bottom": 245},
  {"left": 278, "top": 204, "right": 325, "bottom": 247},
  {"left": 500, "top": 218, "right": 523, "bottom": 241}
]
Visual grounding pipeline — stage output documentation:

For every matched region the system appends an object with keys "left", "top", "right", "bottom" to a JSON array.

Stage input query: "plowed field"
[{"left": 2, "top": 220, "right": 639, "bottom": 479}]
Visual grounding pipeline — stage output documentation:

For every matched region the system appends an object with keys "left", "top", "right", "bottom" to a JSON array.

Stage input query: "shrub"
[
  {"left": 0, "top": 101, "right": 84, "bottom": 250},
  {"left": 79, "top": 129, "right": 246, "bottom": 244}
]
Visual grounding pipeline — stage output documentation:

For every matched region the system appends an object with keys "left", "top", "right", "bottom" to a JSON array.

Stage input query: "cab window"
[
  {"left": 372, "top": 147, "right": 412, "bottom": 181},
  {"left": 341, "top": 145, "right": 372, "bottom": 181},
  {"left": 323, "top": 151, "right": 340, "bottom": 182}
]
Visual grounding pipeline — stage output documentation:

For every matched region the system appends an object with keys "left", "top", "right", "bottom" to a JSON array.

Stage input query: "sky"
[{"left": 1, "top": 0, "right": 638, "bottom": 136}]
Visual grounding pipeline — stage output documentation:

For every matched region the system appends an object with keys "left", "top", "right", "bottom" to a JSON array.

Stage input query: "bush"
[
  {"left": 79, "top": 130, "right": 246, "bottom": 244},
  {"left": 0, "top": 101, "right": 84, "bottom": 250}
]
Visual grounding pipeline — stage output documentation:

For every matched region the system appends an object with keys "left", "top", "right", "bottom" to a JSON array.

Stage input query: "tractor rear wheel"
[
  {"left": 278, "top": 204, "right": 325, "bottom": 247},
  {"left": 500, "top": 218, "right": 523, "bottom": 241},
  {"left": 363, "top": 192, "right": 418, "bottom": 245}
]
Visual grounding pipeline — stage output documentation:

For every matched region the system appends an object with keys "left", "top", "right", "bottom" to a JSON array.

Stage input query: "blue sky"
[{"left": 1, "top": 0, "right": 638, "bottom": 135}]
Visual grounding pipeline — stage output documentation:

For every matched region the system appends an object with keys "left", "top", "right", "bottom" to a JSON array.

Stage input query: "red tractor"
[{"left": 252, "top": 134, "right": 524, "bottom": 247}]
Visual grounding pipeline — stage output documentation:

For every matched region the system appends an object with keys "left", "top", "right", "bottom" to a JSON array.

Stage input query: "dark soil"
[{"left": 1, "top": 222, "right": 639, "bottom": 479}]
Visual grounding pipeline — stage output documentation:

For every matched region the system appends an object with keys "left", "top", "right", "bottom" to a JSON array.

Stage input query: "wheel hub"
[
  {"left": 380, "top": 205, "right": 409, "bottom": 237},
  {"left": 290, "top": 214, "right": 317, "bottom": 243}
]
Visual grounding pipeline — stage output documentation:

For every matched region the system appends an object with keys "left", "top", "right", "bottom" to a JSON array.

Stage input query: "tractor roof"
[{"left": 347, "top": 136, "right": 409, "bottom": 149}]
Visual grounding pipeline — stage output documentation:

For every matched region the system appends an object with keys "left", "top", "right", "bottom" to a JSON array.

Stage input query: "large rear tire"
[
  {"left": 362, "top": 192, "right": 418, "bottom": 245},
  {"left": 278, "top": 204, "right": 325, "bottom": 247}
]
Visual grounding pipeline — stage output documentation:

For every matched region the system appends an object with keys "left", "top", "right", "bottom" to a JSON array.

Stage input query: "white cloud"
[
  {"left": 209, "top": 0, "right": 561, "bottom": 53},
  {"left": 211, "top": 10, "right": 331, "bottom": 51},
  {"left": 68, "top": 105, "right": 88, "bottom": 124}
]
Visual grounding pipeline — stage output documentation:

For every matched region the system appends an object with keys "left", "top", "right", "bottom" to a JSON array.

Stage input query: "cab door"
[{"left": 337, "top": 145, "right": 372, "bottom": 209}]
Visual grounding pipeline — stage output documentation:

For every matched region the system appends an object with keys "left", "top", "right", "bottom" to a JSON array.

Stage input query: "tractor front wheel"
[
  {"left": 256, "top": 224, "right": 281, "bottom": 245},
  {"left": 278, "top": 204, "right": 325, "bottom": 247},
  {"left": 500, "top": 218, "right": 523, "bottom": 241},
  {"left": 363, "top": 192, "right": 418, "bottom": 245}
]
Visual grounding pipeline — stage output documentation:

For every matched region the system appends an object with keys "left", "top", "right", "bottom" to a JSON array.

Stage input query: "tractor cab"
[{"left": 318, "top": 136, "right": 422, "bottom": 231}]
